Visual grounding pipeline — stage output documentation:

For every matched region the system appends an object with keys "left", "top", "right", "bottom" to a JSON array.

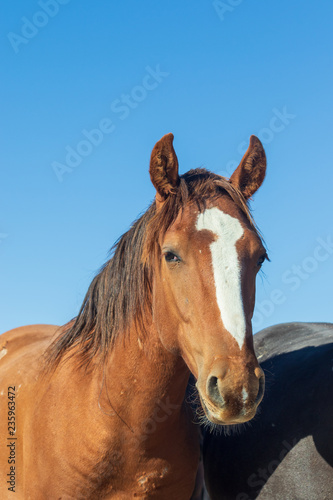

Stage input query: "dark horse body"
[{"left": 203, "top": 322, "right": 333, "bottom": 500}]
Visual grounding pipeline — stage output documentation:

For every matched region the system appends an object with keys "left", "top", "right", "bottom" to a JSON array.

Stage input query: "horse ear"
[
  {"left": 229, "top": 135, "right": 266, "bottom": 199},
  {"left": 149, "top": 133, "right": 179, "bottom": 203}
]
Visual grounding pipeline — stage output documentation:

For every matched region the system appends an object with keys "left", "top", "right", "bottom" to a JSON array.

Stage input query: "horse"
[
  {"left": 0, "top": 133, "right": 268, "bottom": 499},
  {"left": 203, "top": 322, "right": 333, "bottom": 500}
]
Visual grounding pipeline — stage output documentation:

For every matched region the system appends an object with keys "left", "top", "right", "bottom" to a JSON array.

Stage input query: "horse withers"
[
  {"left": 203, "top": 322, "right": 333, "bottom": 500},
  {"left": 0, "top": 134, "right": 268, "bottom": 499}
]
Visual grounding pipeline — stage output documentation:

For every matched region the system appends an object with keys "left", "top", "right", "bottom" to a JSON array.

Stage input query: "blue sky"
[{"left": 1, "top": 0, "right": 332, "bottom": 334}]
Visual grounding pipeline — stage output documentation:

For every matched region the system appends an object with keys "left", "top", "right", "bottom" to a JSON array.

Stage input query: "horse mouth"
[{"left": 199, "top": 394, "right": 257, "bottom": 426}]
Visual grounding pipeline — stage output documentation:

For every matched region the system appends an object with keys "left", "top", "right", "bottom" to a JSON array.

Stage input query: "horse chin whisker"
[
  {"left": 197, "top": 408, "right": 241, "bottom": 436},
  {"left": 192, "top": 395, "right": 249, "bottom": 437}
]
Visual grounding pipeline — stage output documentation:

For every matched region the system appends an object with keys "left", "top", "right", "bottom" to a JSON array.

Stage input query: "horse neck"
[{"left": 101, "top": 323, "right": 191, "bottom": 436}]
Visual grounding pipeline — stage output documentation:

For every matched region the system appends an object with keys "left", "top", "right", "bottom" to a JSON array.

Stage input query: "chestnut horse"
[{"left": 0, "top": 133, "right": 268, "bottom": 499}]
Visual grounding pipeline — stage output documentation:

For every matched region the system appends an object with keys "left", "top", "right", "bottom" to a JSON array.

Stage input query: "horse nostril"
[
  {"left": 255, "top": 375, "right": 265, "bottom": 404},
  {"left": 207, "top": 376, "right": 224, "bottom": 406}
]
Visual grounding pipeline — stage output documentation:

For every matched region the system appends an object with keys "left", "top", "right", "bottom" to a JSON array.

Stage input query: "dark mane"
[{"left": 45, "top": 169, "right": 263, "bottom": 369}]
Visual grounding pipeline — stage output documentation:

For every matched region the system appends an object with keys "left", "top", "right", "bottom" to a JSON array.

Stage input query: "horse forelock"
[{"left": 45, "top": 169, "right": 264, "bottom": 370}]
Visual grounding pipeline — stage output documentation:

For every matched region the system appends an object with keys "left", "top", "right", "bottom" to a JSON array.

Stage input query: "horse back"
[
  {"left": 0, "top": 324, "right": 58, "bottom": 498},
  {"left": 0, "top": 324, "right": 58, "bottom": 381}
]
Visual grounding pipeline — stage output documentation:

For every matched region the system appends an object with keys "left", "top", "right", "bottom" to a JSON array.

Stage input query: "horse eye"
[
  {"left": 165, "top": 252, "right": 181, "bottom": 263},
  {"left": 257, "top": 253, "right": 268, "bottom": 267}
]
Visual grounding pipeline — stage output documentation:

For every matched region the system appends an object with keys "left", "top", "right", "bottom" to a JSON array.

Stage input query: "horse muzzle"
[{"left": 197, "top": 362, "right": 265, "bottom": 425}]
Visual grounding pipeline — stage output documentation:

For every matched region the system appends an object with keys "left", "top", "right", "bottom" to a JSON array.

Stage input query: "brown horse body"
[
  {"left": 0, "top": 324, "right": 198, "bottom": 499},
  {"left": 0, "top": 134, "right": 268, "bottom": 498}
]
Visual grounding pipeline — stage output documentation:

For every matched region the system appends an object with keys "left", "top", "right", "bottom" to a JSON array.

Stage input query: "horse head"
[{"left": 148, "top": 133, "right": 267, "bottom": 425}]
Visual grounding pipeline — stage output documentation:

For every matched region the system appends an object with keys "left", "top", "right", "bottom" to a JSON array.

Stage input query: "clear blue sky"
[{"left": 1, "top": 1, "right": 332, "bottom": 334}]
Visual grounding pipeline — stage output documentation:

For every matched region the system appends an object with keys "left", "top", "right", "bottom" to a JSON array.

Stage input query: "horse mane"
[{"left": 45, "top": 169, "right": 263, "bottom": 370}]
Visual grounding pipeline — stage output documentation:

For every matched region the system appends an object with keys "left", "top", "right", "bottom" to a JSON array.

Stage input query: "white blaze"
[{"left": 196, "top": 207, "right": 246, "bottom": 349}]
